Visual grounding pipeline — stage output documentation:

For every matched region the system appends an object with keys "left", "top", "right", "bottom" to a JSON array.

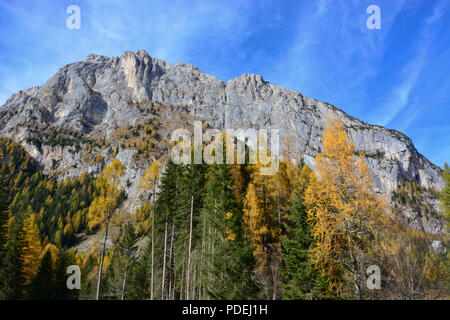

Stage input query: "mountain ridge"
[{"left": 0, "top": 49, "right": 445, "bottom": 234}]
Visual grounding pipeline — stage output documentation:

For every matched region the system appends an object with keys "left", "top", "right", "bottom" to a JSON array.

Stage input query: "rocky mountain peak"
[{"left": 0, "top": 49, "right": 445, "bottom": 233}]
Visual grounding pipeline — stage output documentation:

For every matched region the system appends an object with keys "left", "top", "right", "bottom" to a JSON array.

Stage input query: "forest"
[{"left": 0, "top": 120, "right": 448, "bottom": 300}]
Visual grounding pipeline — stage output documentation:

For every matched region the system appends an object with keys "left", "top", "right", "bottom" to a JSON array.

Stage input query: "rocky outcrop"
[{"left": 0, "top": 50, "right": 445, "bottom": 233}]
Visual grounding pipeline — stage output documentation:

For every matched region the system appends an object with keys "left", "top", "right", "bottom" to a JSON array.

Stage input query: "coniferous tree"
[
  {"left": 20, "top": 206, "right": 42, "bottom": 286},
  {"left": 0, "top": 234, "right": 23, "bottom": 299},
  {"left": 243, "top": 164, "right": 282, "bottom": 299},
  {"left": 128, "top": 240, "right": 152, "bottom": 299},
  {"left": 27, "top": 250, "right": 55, "bottom": 299},
  {"left": 280, "top": 164, "right": 329, "bottom": 299},
  {"left": 54, "top": 249, "right": 78, "bottom": 300},
  {"left": 204, "top": 163, "right": 258, "bottom": 299},
  {"left": 78, "top": 253, "right": 98, "bottom": 300},
  {"left": 305, "top": 119, "right": 387, "bottom": 298},
  {"left": 105, "top": 223, "right": 138, "bottom": 300},
  {"left": 139, "top": 160, "right": 161, "bottom": 299},
  {"left": 154, "top": 159, "right": 183, "bottom": 299},
  {"left": 0, "top": 174, "right": 9, "bottom": 251},
  {"left": 180, "top": 162, "right": 206, "bottom": 299},
  {"left": 153, "top": 158, "right": 206, "bottom": 300},
  {"left": 87, "top": 159, "right": 125, "bottom": 300}
]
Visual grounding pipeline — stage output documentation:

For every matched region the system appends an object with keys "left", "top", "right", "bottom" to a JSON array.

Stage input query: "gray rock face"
[
  {"left": 0, "top": 50, "right": 445, "bottom": 232},
  {"left": 431, "top": 240, "right": 447, "bottom": 254}
]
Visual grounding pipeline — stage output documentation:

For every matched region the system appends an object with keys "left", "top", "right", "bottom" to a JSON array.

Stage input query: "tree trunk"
[
  {"left": 162, "top": 217, "right": 168, "bottom": 300},
  {"left": 121, "top": 269, "right": 128, "bottom": 300},
  {"left": 201, "top": 213, "right": 206, "bottom": 299},
  {"left": 180, "top": 261, "right": 185, "bottom": 300},
  {"left": 351, "top": 251, "right": 363, "bottom": 300},
  {"left": 151, "top": 183, "right": 155, "bottom": 300},
  {"left": 186, "top": 195, "right": 194, "bottom": 299},
  {"left": 172, "top": 254, "right": 177, "bottom": 300},
  {"left": 96, "top": 209, "right": 111, "bottom": 300},
  {"left": 168, "top": 221, "right": 175, "bottom": 300}
]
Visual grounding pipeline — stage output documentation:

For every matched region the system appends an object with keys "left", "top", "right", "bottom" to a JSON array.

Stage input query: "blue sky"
[{"left": 0, "top": 0, "right": 449, "bottom": 167}]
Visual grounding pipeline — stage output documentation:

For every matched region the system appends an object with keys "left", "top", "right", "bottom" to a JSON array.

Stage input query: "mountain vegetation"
[{"left": 0, "top": 120, "right": 447, "bottom": 300}]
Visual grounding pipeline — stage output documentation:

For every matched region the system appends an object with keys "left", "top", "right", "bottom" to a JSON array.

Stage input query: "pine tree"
[
  {"left": 0, "top": 174, "right": 9, "bottom": 251},
  {"left": 27, "top": 250, "right": 55, "bottom": 299},
  {"left": 182, "top": 163, "right": 206, "bottom": 299},
  {"left": 153, "top": 158, "right": 206, "bottom": 300},
  {"left": 280, "top": 164, "right": 329, "bottom": 299},
  {"left": 0, "top": 235, "right": 23, "bottom": 299},
  {"left": 128, "top": 240, "right": 152, "bottom": 299},
  {"left": 203, "top": 163, "right": 258, "bottom": 299},
  {"left": 54, "top": 249, "right": 78, "bottom": 300},
  {"left": 105, "top": 223, "right": 138, "bottom": 300},
  {"left": 154, "top": 159, "right": 183, "bottom": 299}
]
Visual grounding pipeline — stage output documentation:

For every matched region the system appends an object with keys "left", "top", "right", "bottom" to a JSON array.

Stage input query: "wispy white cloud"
[
  {"left": 0, "top": 0, "right": 256, "bottom": 104},
  {"left": 376, "top": 0, "right": 447, "bottom": 127},
  {"left": 263, "top": 0, "right": 405, "bottom": 114}
]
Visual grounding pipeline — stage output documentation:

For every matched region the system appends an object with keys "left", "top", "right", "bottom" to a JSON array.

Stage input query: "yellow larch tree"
[
  {"left": 40, "top": 243, "right": 60, "bottom": 269},
  {"left": 243, "top": 160, "right": 283, "bottom": 299},
  {"left": 305, "top": 119, "right": 388, "bottom": 299},
  {"left": 87, "top": 158, "right": 125, "bottom": 300},
  {"left": 20, "top": 206, "right": 42, "bottom": 285},
  {"left": 138, "top": 159, "right": 161, "bottom": 300}
]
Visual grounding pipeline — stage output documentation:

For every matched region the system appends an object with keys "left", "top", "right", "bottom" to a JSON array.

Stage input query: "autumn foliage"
[{"left": 305, "top": 119, "right": 388, "bottom": 298}]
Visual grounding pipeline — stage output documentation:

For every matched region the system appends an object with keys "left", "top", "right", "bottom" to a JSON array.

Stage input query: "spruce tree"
[
  {"left": 280, "top": 164, "right": 329, "bottom": 299},
  {"left": 179, "top": 162, "right": 206, "bottom": 299},
  {"left": 0, "top": 174, "right": 9, "bottom": 251},
  {"left": 154, "top": 159, "right": 183, "bottom": 299},
  {"left": 128, "top": 241, "right": 152, "bottom": 299},
  {"left": 154, "top": 158, "right": 207, "bottom": 299},
  {"left": 0, "top": 235, "right": 23, "bottom": 299},
  {"left": 27, "top": 250, "right": 55, "bottom": 299},
  {"left": 204, "top": 163, "right": 258, "bottom": 299},
  {"left": 0, "top": 196, "right": 27, "bottom": 299},
  {"left": 105, "top": 223, "right": 138, "bottom": 300},
  {"left": 54, "top": 249, "right": 78, "bottom": 300}
]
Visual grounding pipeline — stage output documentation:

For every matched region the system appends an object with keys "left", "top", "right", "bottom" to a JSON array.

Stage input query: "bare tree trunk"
[
  {"left": 121, "top": 269, "right": 127, "bottom": 300},
  {"left": 186, "top": 195, "right": 194, "bottom": 299},
  {"left": 168, "top": 221, "right": 175, "bottom": 300},
  {"left": 96, "top": 209, "right": 111, "bottom": 300},
  {"left": 277, "top": 190, "right": 281, "bottom": 224},
  {"left": 180, "top": 261, "right": 185, "bottom": 300},
  {"left": 193, "top": 255, "right": 197, "bottom": 300},
  {"left": 350, "top": 251, "right": 363, "bottom": 300},
  {"left": 172, "top": 255, "right": 177, "bottom": 300},
  {"left": 161, "top": 217, "right": 168, "bottom": 300},
  {"left": 201, "top": 214, "right": 206, "bottom": 299},
  {"left": 207, "top": 224, "right": 211, "bottom": 298},
  {"left": 272, "top": 259, "right": 277, "bottom": 300},
  {"left": 151, "top": 183, "right": 156, "bottom": 300}
]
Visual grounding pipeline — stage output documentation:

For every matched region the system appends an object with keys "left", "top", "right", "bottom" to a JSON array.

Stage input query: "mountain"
[{"left": 0, "top": 49, "right": 445, "bottom": 234}]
